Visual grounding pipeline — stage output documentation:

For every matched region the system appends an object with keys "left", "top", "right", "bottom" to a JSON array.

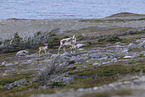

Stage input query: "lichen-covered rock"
[
  {"left": 50, "top": 75, "right": 75, "bottom": 85},
  {"left": 111, "top": 58, "right": 118, "bottom": 63},
  {"left": 127, "top": 43, "right": 138, "bottom": 49},
  {"left": 2, "top": 61, "right": 8, "bottom": 65},
  {"left": 123, "top": 56, "right": 133, "bottom": 59},
  {"left": 93, "top": 63, "right": 101, "bottom": 66},
  {"left": 16, "top": 50, "right": 29, "bottom": 56},
  {"left": 7, "top": 63, "right": 16, "bottom": 66},
  {"left": 4, "top": 79, "right": 27, "bottom": 89},
  {"left": 121, "top": 48, "right": 129, "bottom": 55},
  {"left": 61, "top": 52, "right": 71, "bottom": 56},
  {"left": 76, "top": 44, "right": 86, "bottom": 48},
  {"left": 4, "top": 70, "right": 11, "bottom": 73},
  {"left": 3, "top": 62, "right": 16, "bottom": 66},
  {"left": 138, "top": 40, "right": 145, "bottom": 48}
]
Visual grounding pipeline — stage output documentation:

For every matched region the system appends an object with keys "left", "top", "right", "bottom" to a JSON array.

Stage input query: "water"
[{"left": 1, "top": 0, "right": 145, "bottom": 20}]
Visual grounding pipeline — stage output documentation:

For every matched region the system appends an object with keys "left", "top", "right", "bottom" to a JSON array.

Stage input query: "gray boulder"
[
  {"left": 50, "top": 54, "right": 59, "bottom": 59},
  {"left": 4, "top": 79, "right": 27, "bottom": 89},
  {"left": 121, "top": 48, "right": 129, "bottom": 54},
  {"left": 2, "top": 61, "right": 8, "bottom": 65},
  {"left": 77, "top": 44, "right": 86, "bottom": 48},
  {"left": 123, "top": 56, "right": 133, "bottom": 59},
  {"left": 61, "top": 52, "right": 71, "bottom": 56},
  {"left": 2, "top": 61, "right": 16, "bottom": 66},
  {"left": 4, "top": 70, "right": 11, "bottom": 73},
  {"left": 5, "top": 63, "right": 16, "bottom": 66},
  {"left": 16, "top": 50, "right": 29, "bottom": 56},
  {"left": 111, "top": 58, "right": 118, "bottom": 63},
  {"left": 138, "top": 40, "right": 145, "bottom": 48},
  {"left": 127, "top": 43, "right": 138, "bottom": 49},
  {"left": 50, "top": 76, "right": 74, "bottom": 85},
  {"left": 93, "top": 63, "right": 101, "bottom": 66}
]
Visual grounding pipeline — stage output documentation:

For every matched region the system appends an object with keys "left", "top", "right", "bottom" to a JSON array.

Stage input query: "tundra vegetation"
[{"left": 1, "top": 12, "right": 145, "bottom": 97}]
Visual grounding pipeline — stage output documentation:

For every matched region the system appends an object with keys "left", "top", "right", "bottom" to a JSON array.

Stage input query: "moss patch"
[
  {"left": 81, "top": 89, "right": 132, "bottom": 97},
  {"left": 65, "top": 58, "right": 145, "bottom": 89},
  {"left": 0, "top": 73, "right": 34, "bottom": 86}
]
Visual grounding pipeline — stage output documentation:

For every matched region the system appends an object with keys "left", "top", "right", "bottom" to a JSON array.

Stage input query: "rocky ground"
[{"left": 1, "top": 12, "right": 145, "bottom": 97}]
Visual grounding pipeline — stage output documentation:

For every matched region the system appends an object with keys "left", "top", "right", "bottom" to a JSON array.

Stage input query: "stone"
[
  {"left": 133, "top": 53, "right": 140, "bottom": 58},
  {"left": 98, "top": 56, "right": 108, "bottom": 61},
  {"left": 127, "top": 43, "right": 138, "bottom": 49},
  {"left": 140, "top": 51, "right": 145, "bottom": 55},
  {"left": 115, "top": 45, "right": 124, "bottom": 47},
  {"left": 111, "top": 58, "right": 118, "bottom": 63},
  {"left": 136, "top": 39, "right": 144, "bottom": 43},
  {"left": 62, "top": 77, "right": 74, "bottom": 84},
  {"left": 50, "top": 54, "right": 59, "bottom": 58},
  {"left": 102, "top": 61, "right": 111, "bottom": 64},
  {"left": 4, "top": 79, "right": 27, "bottom": 89},
  {"left": 26, "top": 53, "right": 38, "bottom": 57},
  {"left": 61, "top": 52, "right": 71, "bottom": 56},
  {"left": 138, "top": 40, "right": 145, "bottom": 47},
  {"left": 123, "top": 56, "right": 133, "bottom": 59},
  {"left": 121, "top": 48, "right": 129, "bottom": 53},
  {"left": 88, "top": 50, "right": 100, "bottom": 53},
  {"left": 90, "top": 53, "right": 100, "bottom": 58},
  {"left": 14, "top": 62, "right": 19, "bottom": 65},
  {"left": 27, "top": 59, "right": 36, "bottom": 64},
  {"left": 50, "top": 75, "right": 74, "bottom": 85},
  {"left": 4, "top": 70, "right": 11, "bottom": 73},
  {"left": 93, "top": 63, "right": 101, "bottom": 66},
  {"left": 16, "top": 50, "right": 29, "bottom": 56},
  {"left": 115, "top": 42, "right": 122, "bottom": 45},
  {"left": 76, "top": 44, "right": 86, "bottom": 48},
  {"left": 2, "top": 61, "right": 8, "bottom": 65},
  {"left": 79, "top": 48, "right": 84, "bottom": 51},
  {"left": 40, "top": 59, "right": 51, "bottom": 63},
  {"left": 11, "top": 68, "right": 19, "bottom": 71},
  {"left": 74, "top": 58, "right": 86, "bottom": 63},
  {"left": 93, "top": 87, "right": 98, "bottom": 90},
  {"left": 5, "top": 63, "right": 16, "bottom": 66}
]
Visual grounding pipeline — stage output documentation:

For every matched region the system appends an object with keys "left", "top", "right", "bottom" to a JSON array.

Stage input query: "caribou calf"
[{"left": 39, "top": 44, "right": 48, "bottom": 56}]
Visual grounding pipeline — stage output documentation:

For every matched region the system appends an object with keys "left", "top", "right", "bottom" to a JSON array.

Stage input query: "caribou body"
[
  {"left": 58, "top": 35, "right": 77, "bottom": 54},
  {"left": 39, "top": 44, "right": 48, "bottom": 56}
]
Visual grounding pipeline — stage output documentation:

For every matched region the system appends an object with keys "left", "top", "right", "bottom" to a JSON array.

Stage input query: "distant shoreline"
[{"left": 2, "top": 12, "right": 145, "bottom": 21}]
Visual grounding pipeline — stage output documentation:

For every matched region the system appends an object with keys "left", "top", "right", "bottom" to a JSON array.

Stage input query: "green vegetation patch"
[
  {"left": 66, "top": 58, "right": 145, "bottom": 89},
  {"left": 80, "top": 18, "right": 145, "bottom": 23},
  {"left": 0, "top": 81, "right": 41, "bottom": 97},
  {"left": 81, "top": 89, "right": 132, "bottom": 97},
  {"left": 66, "top": 76, "right": 118, "bottom": 89},
  {"left": 0, "top": 73, "right": 33, "bottom": 86}
]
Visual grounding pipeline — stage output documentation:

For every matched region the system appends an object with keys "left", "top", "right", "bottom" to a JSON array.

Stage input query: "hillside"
[{"left": 1, "top": 12, "right": 145, "bottom": 97}]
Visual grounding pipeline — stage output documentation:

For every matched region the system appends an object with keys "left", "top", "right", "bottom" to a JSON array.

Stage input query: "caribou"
[
  {"left": 58, "top": 35, "right": 77, "bottom": 54},
  {"left": 39, "top": 44, "right": 48, "bottom": 56}
]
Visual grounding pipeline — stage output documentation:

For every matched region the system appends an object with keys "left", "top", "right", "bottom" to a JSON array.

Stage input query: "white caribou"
[{"left": 58, "top": 35, "right": 77, "bottom": 54}]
